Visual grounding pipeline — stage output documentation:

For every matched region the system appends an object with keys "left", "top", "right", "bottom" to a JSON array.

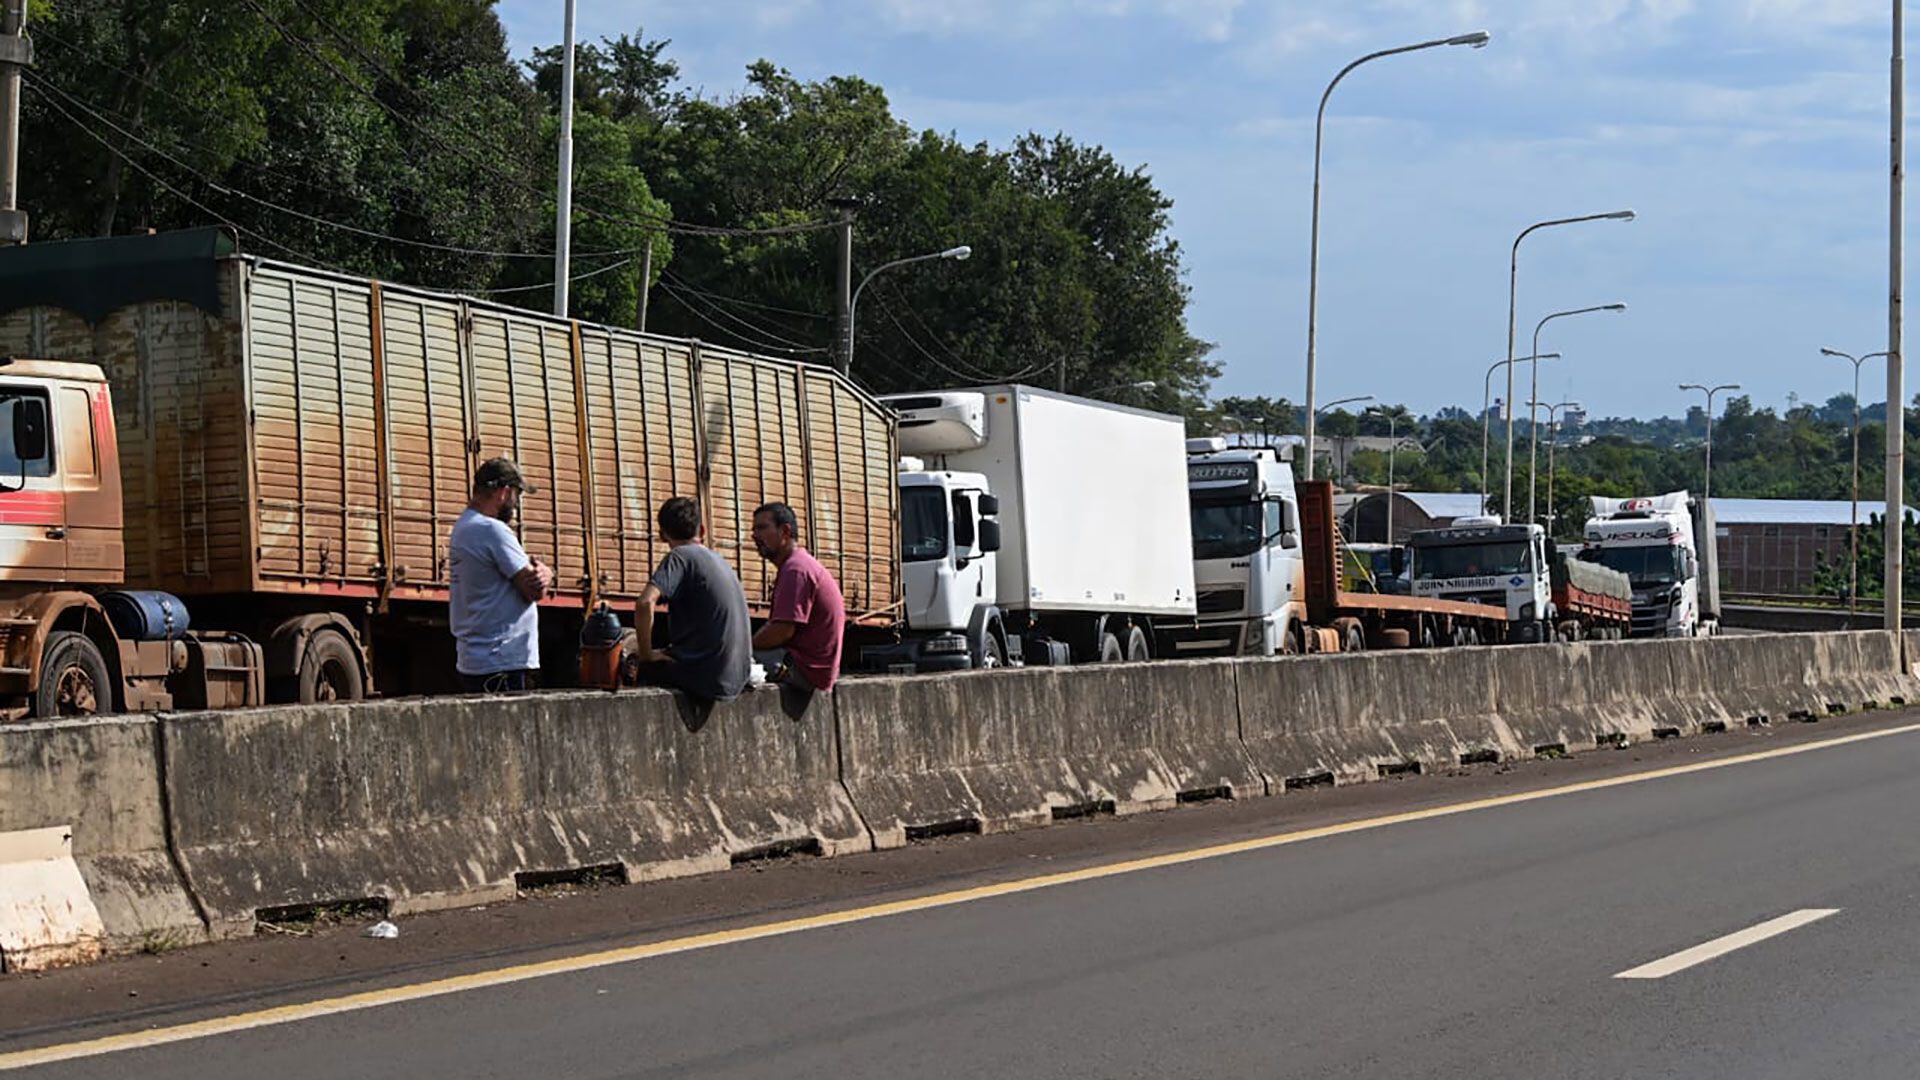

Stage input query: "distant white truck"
[
  {"left": 868, "top": 386, "right": 1196, "bottom": 671},
  {"left": 1584, "top": 492, "right": 1721, "bottom": 637},
  {"left": 1164, "top": 437, "right": 1307, "bottom": 656}
]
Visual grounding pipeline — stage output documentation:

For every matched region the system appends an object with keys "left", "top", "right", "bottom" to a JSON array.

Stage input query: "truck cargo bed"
[{"left": 0, "top": 233, "right": 898, "bottom": 620}]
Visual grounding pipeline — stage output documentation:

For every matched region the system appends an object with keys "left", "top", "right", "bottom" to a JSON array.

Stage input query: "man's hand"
[
  {"left": 531, "top": 558, "right": 555, "bottom": 592},
  {"left": 634, "top": 584, "right": 663, "bottom": 663},
  {"left": 513, "top": 559, "right": 553, "bottom": 603}
]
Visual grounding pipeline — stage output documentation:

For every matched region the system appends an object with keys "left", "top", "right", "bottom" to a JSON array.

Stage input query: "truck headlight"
[{"left": 1519, "top": 602, "right": 1535, "bottom": 621}]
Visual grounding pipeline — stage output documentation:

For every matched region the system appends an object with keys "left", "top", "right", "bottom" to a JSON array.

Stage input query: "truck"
[
  {"left": 0, "top": 227, "right": 900, "bottom": 716},
  {"left": 1583, "top": 491, "right": 1721, "bottom": 637},
  {"left": 1405, "top": 519, "right": 1632, "bottom": 643},
  {"left": 1165, "top": 437, "right": 1509, "bottom": 656},
  {"left": 864, "top": 386, "right": 1196, "bottom": 671}
]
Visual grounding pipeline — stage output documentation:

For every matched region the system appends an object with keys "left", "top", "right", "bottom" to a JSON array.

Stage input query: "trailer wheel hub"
[{"left": 55, "top": 666, "right": 97, "bottom": 715}]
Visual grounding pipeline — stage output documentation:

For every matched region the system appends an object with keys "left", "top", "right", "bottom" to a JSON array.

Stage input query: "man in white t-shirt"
[{"left": 448, "top": 458, "right": 553, "bottom": 692}]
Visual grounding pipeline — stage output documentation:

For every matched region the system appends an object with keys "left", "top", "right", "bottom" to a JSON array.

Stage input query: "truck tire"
[
  {"left": 298, "top": 630, "right": 366, "bottom": 704},
  {"left": 1342, "top": 624, "right": 1366, "bottom": 653},
  {"left": 982, "top": 632, "right": 1008, "bottom": 669},
  {"left": 1097, "top": 632, "right": 1124, "bottom": 663},
  {"left": 37, "top": 631, "right": 112, "bottom": 718},
  {"left": 1121, "top": 625, "right": 1150, "bottom": 662}
]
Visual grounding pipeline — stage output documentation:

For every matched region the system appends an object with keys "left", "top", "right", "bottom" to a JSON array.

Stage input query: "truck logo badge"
[{"left": 1509, "top": 576, "right": 1524, "bottom": 587}]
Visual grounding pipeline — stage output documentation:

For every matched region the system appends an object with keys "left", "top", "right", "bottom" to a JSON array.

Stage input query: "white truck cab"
[
  {"left": 1406, "top": 518, "right": 1553, "bottom": 643},
  {"left": 1584, "top": 492, "right": 1720, "bottom": 637},
  {"left": 1166, "top": 437, "right": 1306, "bottom": 656}
]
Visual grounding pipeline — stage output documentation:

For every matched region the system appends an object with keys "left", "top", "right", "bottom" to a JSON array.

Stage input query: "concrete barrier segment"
[
  {"left": 161, "top": 685, "right": 865, "bottom": 937},
  {"left": 0, "top": 717, "right": 205, "bottom": 954}
]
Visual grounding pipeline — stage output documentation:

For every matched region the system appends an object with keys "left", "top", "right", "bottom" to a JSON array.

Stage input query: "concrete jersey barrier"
[
  {"left": 0, "top": 717, "right": 204, "bottom": 958},
  {"left": 834, "top": 660, "right": 1260, "bottom": 847},
  {"left": 160, "top": 686, "right": 864, "bottom": 936}
]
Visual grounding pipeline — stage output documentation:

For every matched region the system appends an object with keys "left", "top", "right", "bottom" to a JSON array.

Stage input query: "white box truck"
[{"left": 867, "top": 386, "right": 1196, "bottom": 670}]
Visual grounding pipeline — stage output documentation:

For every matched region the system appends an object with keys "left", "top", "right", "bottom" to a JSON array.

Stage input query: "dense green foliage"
[{"left": 17, "top": 2, "right": 1213, "bottom": 408}]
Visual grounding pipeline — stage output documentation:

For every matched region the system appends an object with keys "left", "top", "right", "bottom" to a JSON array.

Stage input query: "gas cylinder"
[{"left": 577, "top": 602, "right": 628, "bottom": 690}]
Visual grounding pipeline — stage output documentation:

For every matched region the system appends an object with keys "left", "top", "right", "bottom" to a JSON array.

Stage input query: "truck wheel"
[
  {"left": 298, "top": 630, "right": 365, "bottom": 704},
  {"left": 982, "top": 632, "right": 1008, "bottom": 669},
  {"left": 1097, "top": 632, "right": 1124, "bottom": 663},
  {"left": 37, "top": 632, "right": 112, "bottom": 718},
  {"left": 1122, "top": 625, "right": 1150, "bottom": 662},
  {"left": 1342, "top": 624, "right": 1366, "bottom": 653},
  {"left": 1279, "top": 624, "right": 1303, "bottom": 656}
]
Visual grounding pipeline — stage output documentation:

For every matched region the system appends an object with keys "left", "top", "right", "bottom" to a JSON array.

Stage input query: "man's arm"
[
  {"left": 634, "top": 583, "right": 663, "bottom": 663},
  {"left": 753, "top": 620, "right": 796, "bottom": 650},
  {"left": 512, "top": 558, "right": 553, "bottom": 603}
]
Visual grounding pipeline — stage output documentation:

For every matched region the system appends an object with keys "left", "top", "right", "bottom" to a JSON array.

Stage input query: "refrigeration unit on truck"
[
  {"left": 1405, "top": 519, "right": 1632, "bottom": 643},
  {"left": 0, "top": 228, "right": 901, "bottom": 717},
  {"left": 1583, "top": 491, "right": 1721, "bottom": 637},
  {"left": 869, "top": 386, "right": 1196, "bottom": 672},
  {"left": 1165, "top": 435, "right": 1508, "bottom": 656}
]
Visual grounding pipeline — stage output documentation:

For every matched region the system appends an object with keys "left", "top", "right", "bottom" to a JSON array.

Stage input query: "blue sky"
[{"left": 497, "top": 1, "right": 1900, "bottom": 420}]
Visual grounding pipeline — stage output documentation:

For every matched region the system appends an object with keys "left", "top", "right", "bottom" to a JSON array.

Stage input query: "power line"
[
  {"left": 25, "top": 72, "right": 637, "bottom": 263},
  {"left": 658, "top": 271, "right": 825, "bottom": 348},
  {"left": 659, "top": 270, "right": 830, "bottom": 321},
  {"left": 657, "top": 279, "right": 828, "bottom": 356},
  {"left": 467, "top": 256, "right": 638, "bottom": 296},
  {"left": 24, "top": 82, "right": 357, "bottom": 273},
  {"left": 243, "top": 0, "right": 838, "bottom": 241}
]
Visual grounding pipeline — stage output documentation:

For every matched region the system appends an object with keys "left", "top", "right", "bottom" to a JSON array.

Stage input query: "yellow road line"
[{"left": 5, "top": 720, "right": 1917, "bottom": 1072}]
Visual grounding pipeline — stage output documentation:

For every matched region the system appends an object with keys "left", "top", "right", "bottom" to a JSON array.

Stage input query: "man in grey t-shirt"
[
  {"left": 449, "top": 458, "right": 554, "bottom": 693},
  {"left": 634, "top": 497, "right": 752, "bottom": 702}
]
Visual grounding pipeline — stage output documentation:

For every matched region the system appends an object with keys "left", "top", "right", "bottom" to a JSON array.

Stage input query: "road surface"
[{"left": 6, "top": 717, "right": 1920, "bottom": 1078}]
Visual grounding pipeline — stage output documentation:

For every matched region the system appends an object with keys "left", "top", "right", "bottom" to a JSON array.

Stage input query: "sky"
[{"left": 495, "top": 1, "right": 1903, "bottom": 420}]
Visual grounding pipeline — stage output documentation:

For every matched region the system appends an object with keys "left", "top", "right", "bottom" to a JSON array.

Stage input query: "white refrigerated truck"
[
  {"left": 868, "top": 386, "right": 1196, "bottom": 671},
  {"left": 1584, "top": 491, "right": 1721, "bottom": 637}
]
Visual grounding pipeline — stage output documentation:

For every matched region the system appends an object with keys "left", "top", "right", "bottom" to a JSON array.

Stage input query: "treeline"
[
  {"left": 18, "top": 1, "right": 1213, "bottom": 408},
  {"left": 1207, "top": 392, "right": 1920, "bottom": 535}
]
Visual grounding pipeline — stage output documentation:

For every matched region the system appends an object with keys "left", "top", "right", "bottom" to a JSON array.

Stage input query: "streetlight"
[
  {"left": 1367, "top": 405, "right": 1407, "bottom": 542},
  {"left": 1821, "top": 346, "right": 1891, "bottom": 616},
  {"left": 1481, "top": 352, "right": 1560, "bottom": 516},
  {"left": 1530, "top": 399, "right": 1580, "bottom": 536},
  {"left": 1528, "top": 302, "right": 1626, "bottom": 524},
  {"left": 1315, "top": 394, "right": 1374, "bottom": 480},
  {"left": 1303, "top": 29, "right": 1491, "bottom": 483},
  {"left": 848, "top": 245, "right": 972, "bottom": 374},
  {"left": 1678, "top": 382, "right": 1740, "bottom": 506},
  {"left": 1502, "top": 209, "right": 1635, "bottom": 515}
]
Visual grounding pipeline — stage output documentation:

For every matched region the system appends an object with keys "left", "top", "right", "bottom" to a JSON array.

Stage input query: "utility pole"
[
  {"left": 1890, "top": 0, "right": 1907, "bottom": 633},
  {"left": 0, "top": 0, "right": 28, "bottom": 246},
  {"left": 552, "top": 0, "right": 577, "bottom": 317},
  {"left": 829, "top": 197, "right": 859, "bottom": 374}
]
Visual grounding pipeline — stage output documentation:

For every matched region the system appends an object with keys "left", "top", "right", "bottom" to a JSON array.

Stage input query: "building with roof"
[
  {"left": 1711, "top": 498, "right": 1917, "bottom": 596},
  {"left": 1340, "top": 491, "right": 1488, "bottom": 544}
]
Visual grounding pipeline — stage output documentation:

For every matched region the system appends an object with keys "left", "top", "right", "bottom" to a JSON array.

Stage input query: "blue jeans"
[{"left": 461, "top": 669, "right": 536, "bottom": 694}]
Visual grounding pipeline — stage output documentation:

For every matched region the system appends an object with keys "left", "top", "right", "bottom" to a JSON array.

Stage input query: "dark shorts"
[{"left": 461, "top": 669, "right": 537, "bottom": 694}]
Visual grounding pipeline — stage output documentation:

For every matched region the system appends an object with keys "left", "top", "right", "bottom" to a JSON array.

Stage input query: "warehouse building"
[{"left": 1712, "top": 498, "right": 1916, "bottom": 597}]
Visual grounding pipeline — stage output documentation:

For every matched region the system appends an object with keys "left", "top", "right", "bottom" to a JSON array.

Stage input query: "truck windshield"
[
  {"left": 1412, "top": 542, "right": 1528, "bottom": 580},
  {"left": 1588, "top": 545, "right": 1684, "bottom": 586},
  {"left": 1191, "top": 500, "right": 1261, "bottom": 559},
  {"left": 900, "top": 487, "right": 950, "bottom": 563}
]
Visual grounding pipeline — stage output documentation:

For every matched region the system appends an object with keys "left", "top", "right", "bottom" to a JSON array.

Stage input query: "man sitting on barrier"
[
  {"left": 634, "top": 497, "right": 753, "bottom": 703},
  {"left": 750, "top": 501, "right": 845, "bottom": 703}
]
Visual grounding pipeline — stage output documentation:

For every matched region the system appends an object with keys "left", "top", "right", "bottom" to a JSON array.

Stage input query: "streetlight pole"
[
  {"left": 552, "top": 0, "right": 577, "bottom": 317},
  {"left": 1315, "top": 394, "right": 1374, "bottom": 481},
  {"left": 1503, "top": 210, "right": 1635, "bottom": 515},
  {"left": 1528, "top": 302, "right": 1626, "bottom": 524},
  {"left": 1678, "top": 383, "right": 1740, "bottom": 506},
  {"left": 847, "top": 245, "right": 972, "bottom": 377},
  {"left": 1481, "top": 352, "right": 1559, "bottom": 516},
  {"left": 1822, "top": 347, "right": 1890, "bottom": 615},
  {"left": 1532, "top": 399, "right": 1580, "bottom": 537},
  {"left": 0, "top": 0, "right": 28, "bottom": 245},
  {"left": 1889, "top": 0, "right": 1906, "bottom": 633},
  {"left": 1368, "top": 405, "right": 1403, "bottom": 541},
  {"left": 1303, "top": 29, "right": 1490, "bottom": 482}
]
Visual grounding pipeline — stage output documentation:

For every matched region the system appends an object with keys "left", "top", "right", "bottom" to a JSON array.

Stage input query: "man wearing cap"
[{"left": 449, "top": 458, "right": 554, "bottom": 693}]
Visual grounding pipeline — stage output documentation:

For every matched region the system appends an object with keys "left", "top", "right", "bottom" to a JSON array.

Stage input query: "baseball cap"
[{"left": 474, "top": 457, "right": 536, "bottom": 494}]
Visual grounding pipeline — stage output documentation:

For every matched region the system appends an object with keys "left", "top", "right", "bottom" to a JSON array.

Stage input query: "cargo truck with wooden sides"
[{"left": 0, "top": 228, "right": 899, "bottom": 717}]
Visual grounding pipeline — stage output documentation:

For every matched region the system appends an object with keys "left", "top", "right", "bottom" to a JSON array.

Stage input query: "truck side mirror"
[
  {"left": 1280, "top": 530, "right": 1299, "bottom": 551},
  {"left": 977, "top": 519, "right": 1002, "bottom": 553},
  {"left": 12, "top": 397, "right": 47, "bottom": 464},
  {"left": 978, "top": 493, "right": 1000, "bottom": 517}
]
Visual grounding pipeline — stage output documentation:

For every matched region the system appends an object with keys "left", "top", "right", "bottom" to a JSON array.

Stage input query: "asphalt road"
[{"left": 12, "top": 721, "right": 1920, "bottom": 1079}]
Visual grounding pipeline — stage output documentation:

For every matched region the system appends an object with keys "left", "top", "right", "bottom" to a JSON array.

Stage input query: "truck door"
[
  {"left": 0, "top": 388, "right": 64, "bottom": 580},
  {"left": 59, "top": 385, "right": 122, "bottom": 584}
]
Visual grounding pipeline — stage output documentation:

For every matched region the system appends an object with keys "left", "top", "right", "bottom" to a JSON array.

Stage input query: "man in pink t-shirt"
[{"left": 750, "top": 502, "right": 846, "bottom": 694}]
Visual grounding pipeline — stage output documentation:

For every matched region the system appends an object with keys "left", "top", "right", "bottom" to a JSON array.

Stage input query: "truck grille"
[
  {"left": 1196, "top": 588, "right": 1245, "bottom": 615},
  {"left": 1630, "top": 596, "right": 1672, "bottom": 636}
]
